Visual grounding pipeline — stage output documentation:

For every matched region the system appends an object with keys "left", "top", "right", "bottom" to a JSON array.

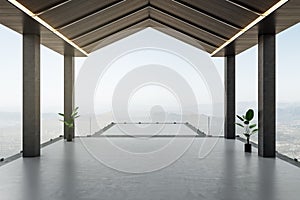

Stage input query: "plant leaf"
[
  {"left": 244, "top": 121, "right": 249, "bottom": 125},
  {"left": 236, "top": 115, "right": 244, "bottom": 122},
  {"left": 249, "top": 124, "right": 256, "bottom": 129},
  {"left": 251, "top": 128, "right": 258, "bottom": 134},
  {"left": 71, "top": 107, "right": 80, "bottom": 117},
  {"left": 71, "top": 112, "right": 78, "bottom": 118},
  {"left": 235, "top": 123, "right": 244, "bottom": 128},
  {"left": 59, "top": 107, "right": 79, "bottom": 127},
  {"left": 245, "top": 109, "right": 254, "bottom": 121},
  {"left": 64, "top": 120, "right": 74, "bottom": 128},
  {"left": 72, "top": 107, "right": 79, "bottom": 114}
]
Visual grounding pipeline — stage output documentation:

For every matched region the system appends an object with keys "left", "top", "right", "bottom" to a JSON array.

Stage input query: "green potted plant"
[
  {"left": 58, "top": 107, "right": 80, "bottom": 142},
  {"left": 236, "top": 109, "right": 258, "bottom": 152}
]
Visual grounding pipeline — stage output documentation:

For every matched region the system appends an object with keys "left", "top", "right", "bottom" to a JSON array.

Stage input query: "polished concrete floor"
[{"left": 0, "top": 125, "right": 300, "bottom": 200}]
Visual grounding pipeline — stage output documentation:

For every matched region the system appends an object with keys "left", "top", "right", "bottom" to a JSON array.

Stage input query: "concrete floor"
[{"left": 0, "top": 127, "right": 300, "bottom": 200}]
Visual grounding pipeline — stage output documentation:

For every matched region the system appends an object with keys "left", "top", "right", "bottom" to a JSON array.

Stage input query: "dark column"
[
  {"left": 224, "top": 44, "right": 236, "bottom": 139},
  {"left": 23, "top": 16, "right": 40, "bottom": 157},
  {"left": 258, "top": 16, "right": 276, "bottom": 157},
  {"left": 64, "top": 44, "right": 75, "bottom": 141}
]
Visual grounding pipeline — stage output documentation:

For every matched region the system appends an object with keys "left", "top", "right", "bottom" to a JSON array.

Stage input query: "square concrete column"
[
  {"left": 224, "top": 45, "right": 236, "bottom": 139},
  {"left": 23, "top": 16, "right": 40, "bottom": 157},
  {"left": 258, "top": 16, "right": 276, "bottom": 157},
  {"left": 64, "top": 44, "right": 75, "bottom": 141}
]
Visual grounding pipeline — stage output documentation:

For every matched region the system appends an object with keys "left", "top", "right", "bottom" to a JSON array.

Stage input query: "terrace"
[
  {"left": 1, "top": 123, "right": 300, "bottom": 200},
  {"left": 1, "top": 0, "right": 300, "bottom": 199}
]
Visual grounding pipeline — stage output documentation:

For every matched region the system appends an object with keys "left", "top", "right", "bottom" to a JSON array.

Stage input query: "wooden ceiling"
[{"left": 0, "top": 0, "right": 300, "bottom": 57}]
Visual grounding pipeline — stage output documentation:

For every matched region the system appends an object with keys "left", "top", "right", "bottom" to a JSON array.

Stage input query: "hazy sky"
[{"left": 0, "top": 22, "right": 300, "bottom": 113}]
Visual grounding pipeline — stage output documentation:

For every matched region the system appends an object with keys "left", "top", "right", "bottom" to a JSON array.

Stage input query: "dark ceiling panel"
[
  {"left": 39, "top": 0, "right": 121, "bottom": 28},
  {"left": 275, "top": 0, "right": 300, "bottom": 33},
  {"left": 149, "top": 20, "right": 215, "bottom": 53},
  {"left": 212, "top": 0, "right": 296, "bottom": 57},
  {"left": 83, "top": 20, "right": 151, "bottom": 53},
  {"left": 18, "top": 0, "right": 66, "bottom": 13},
  {"left": 60, "top": 0, "right": 148, "bottom": 39},
  {"left": 170, "top": 0, "right": 259, "bottom": 28},
  {"left": 40, "top": 25, "right": 85, "bottom": 57},
  {"left": 229, "top": 0, "right": 280, "bottom": 13},
  {"left": 74, "top": 8, "right": 149, "bottom": 47},
  {"left": 150, "top": 8, "right": 224, "bottom": 48},
  {"left": 82, "top": 19, "right": 215, "bottom": 54},
  {"left": 0, "top": 0, "right": 85, "bottom": 56},
  {"left": 150, "top": 0, "right": 237, "bottom": 40},
  {"left": 2, "top": 0, "right": 300, "bottom": 58},
  {"left": 0, "top": 1, "right": 24, "bottom": 33}
]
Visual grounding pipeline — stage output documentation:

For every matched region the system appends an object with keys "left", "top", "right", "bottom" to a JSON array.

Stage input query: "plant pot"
[
  {"left": 66, "top": 127, "right": 74, "bottom": 142},
  {"left": 244, "top": 143, "right": 252, "bottom": 152}
]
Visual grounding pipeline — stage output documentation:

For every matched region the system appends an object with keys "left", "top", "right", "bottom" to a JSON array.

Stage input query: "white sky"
[{"left": 0, "top": 23, "right": 300, "bottom": 113}]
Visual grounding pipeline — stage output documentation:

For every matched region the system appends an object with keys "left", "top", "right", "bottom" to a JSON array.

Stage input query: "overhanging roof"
[{"left": 0, "top": 0, "right": 300, "bottom": 57}]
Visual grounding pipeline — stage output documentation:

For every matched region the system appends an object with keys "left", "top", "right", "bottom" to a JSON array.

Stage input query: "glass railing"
[
  {"left": 236, "top": 107, "right": 300, "bottom": 161},
  {"left": 277, "top": 121, "right": 300, "bottom": 160},
  {"left": 0, "top": 112, "right": 21, "bottom": 159},
  {"left": 41, "top": 113, "right": 63, "bottom": 143},
  {"left": 0, "top": 113, "right": 64, "bottom": 160}
]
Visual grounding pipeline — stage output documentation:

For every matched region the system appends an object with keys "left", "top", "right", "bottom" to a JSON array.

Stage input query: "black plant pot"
[
  {"left": 244, "top": 143, "right": 252, "bottom": 152},
  {"left": 66, "top": 127, "right": 74, "bottom": 142}
]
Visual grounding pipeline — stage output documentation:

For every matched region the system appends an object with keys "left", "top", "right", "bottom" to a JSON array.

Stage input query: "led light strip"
[
  {"left": 8, "top": 0, "right": 89, "bottom": 56},
  {"left": 225, "top": 0, "right": 262, "bottom": 16},
  {"left": 172, "top": 0, "right": 241, "bottom": 30},
  {"left": 36, "top": 0, "right": 72, "bottom": 16},
  {"left": 151, "top": 7, "right": 227, "bottom": 41},
  {"left": 58, "top": 0, "right": 127, "bottom": 30},
  {"left": 211, "top": 0, "right": 289, "bottom": 56},
  {"left": 72, "top": 7, "right": 149, "bottom": 41}
]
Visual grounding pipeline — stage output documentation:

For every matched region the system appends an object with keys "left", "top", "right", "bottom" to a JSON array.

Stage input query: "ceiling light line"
[
  {"left": 171, "top": 0, "right": 241, "bottom": 30},
  {"left": 83, "top": 19, "right": 152, "bottom": 50},
  {"left": 149, "top": 17, "right": 218, "bottom": 48},
  {"left": 211, "top": 0, "right": 289, "bottom": 56},
  {"left": 71, "top": 7, "right": 149, "bottom": 41},
  {"left": 225, "top": 0, "right": 262, "bottom": 16},
  {"left": 36, "top": 0, "right": 72, "bottom": 16},
  {"left": 148, "top": 0, "right": 150, "bottom": 17},
  {"left": 149, "top": 19, "right": 210, "bottom": 51},
  {"left": 57, "top": 0, "right": 127, "bottom": 30},
  {"left": 8, "top": 0, "right": 88, "bottom": 56},
  {"left": 151, "top": 7, "right": 228, "bottom": 41},
  {"left": 81, "top": 18, "right": 149, "bottom": 48}
]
